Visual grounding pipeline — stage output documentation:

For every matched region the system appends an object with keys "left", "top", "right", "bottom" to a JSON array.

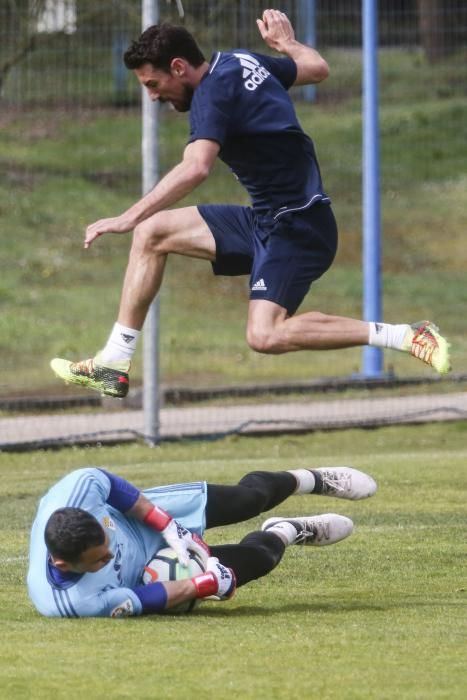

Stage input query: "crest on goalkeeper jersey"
[{"left": 102, "top": 515, "right": 115, "bottom": 530}]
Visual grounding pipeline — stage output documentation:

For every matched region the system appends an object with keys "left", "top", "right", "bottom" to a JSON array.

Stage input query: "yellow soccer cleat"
[
  {"left": 402, "top": 321, "right": 451, "bottom": 375},
  {"left": 50, "top": 352, "right": 130, "bottom": 398}
]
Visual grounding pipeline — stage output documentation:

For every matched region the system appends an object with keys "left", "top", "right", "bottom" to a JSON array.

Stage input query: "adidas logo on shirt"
[
  {"left": 234, "top": 53, "right": 270, "bottom": 91},
  {"left": 252, "top": 278, "right": 267, "bottom": 291}
]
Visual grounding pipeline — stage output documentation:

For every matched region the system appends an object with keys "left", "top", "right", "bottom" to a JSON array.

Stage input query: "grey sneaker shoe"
[
  {"left": 312, "top": 467, "right": 377, "bottom": 500},
  {"left": 261, "top": 513, "right": 354, "bottom": 546}
]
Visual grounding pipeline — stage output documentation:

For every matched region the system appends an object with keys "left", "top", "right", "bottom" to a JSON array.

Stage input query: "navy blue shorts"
[{"left": 198, "top": 202, "right": 338, "bottom": 315}]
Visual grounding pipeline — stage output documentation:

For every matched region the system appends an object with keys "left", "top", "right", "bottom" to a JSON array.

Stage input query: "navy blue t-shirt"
[{"left": 189, "top": 50, "right": 330, "bottom": 216}]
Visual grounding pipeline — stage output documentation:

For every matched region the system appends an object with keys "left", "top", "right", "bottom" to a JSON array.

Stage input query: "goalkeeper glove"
[
  {"left": 144, "top": 505, "right": 210, "bottom": 567},
  {"left": 191, "top": 557, "right": 236, "bottom": 601}
]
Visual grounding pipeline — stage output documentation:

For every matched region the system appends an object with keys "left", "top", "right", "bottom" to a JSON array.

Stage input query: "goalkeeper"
[
  {"left": 28, "top": 464, "right": 376, "bottom": 618},
  {"left": 50, "top": 9, "right": 450, "bottom": 399}
]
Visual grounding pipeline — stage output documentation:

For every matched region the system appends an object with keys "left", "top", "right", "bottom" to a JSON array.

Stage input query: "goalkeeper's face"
[
  {"left": 134, "top": 63, "right": 194, "bottom": 112},
  {"left": 58, "top": 534, "right": 114, "bottom": 574}
]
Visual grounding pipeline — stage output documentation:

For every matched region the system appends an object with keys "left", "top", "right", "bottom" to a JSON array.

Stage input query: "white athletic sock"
[
  {"left": 100, "top": 323, "right": 140, "bottom": 363},
  {"left": 265, "top": 521, "right": 298, "bottom": 546},
  {"left": 288, "top": 469, "right": 316, "bottom": 495},
  {"left": 368, "top": 322, "right": 410, "bottom": 350}
]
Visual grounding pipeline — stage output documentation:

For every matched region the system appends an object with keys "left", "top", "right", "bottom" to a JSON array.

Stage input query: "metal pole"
[
  {"left": 361, "top": 0, "right": 384, "bottom": 377},
  {"left": 298, "top": 0, "right": 316, "bottom": 102},
  {"left": 142, "top": 0, "right": 160, "bottom": 445}
]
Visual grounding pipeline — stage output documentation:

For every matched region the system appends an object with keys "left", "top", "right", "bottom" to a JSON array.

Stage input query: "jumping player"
[
  {"left": 28, "top": 464, "right": 376, "bottom": 617},
  {"left": 50, "top": 10, "right": 450, "bottom": 398}
]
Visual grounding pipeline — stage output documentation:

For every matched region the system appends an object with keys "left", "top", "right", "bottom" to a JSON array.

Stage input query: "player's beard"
[{"left": 162, "top": 85, "right": 194, "bottom": 113}]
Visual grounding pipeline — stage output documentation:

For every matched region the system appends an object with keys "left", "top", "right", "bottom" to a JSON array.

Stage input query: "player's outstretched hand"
[
  {"left": 84, "top": 215, "right": 135, "bottom": 249},
  {"left": 162, "top": 517, "right": 210, "bottom": 567},
  {"left": 256, "top": 9, "right": 295, "bottom": 53}
]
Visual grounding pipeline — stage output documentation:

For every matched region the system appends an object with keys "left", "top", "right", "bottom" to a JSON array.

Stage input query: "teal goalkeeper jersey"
[{"left": 27, "top": 468, "right": 207, "bottom": 618}]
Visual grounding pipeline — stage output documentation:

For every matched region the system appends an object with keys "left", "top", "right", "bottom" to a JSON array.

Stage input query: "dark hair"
[
  {"left": 45, "top": 508, "right": 105, "bottom": 563},
  {"left": 124, "top": 23, "right": 205, "bottom": 72}
]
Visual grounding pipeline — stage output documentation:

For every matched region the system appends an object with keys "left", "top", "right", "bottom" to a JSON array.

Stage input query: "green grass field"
[{"left": 1, "top": 423, "right": 466, "bottom": 699}]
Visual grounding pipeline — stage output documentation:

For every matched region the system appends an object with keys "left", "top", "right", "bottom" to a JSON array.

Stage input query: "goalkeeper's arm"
[
  {"left": 98, "top": 469, "right": 209, "bottom": 565},
  {"left": 133, "top": 558, "right": 236, "bottom": 614}
]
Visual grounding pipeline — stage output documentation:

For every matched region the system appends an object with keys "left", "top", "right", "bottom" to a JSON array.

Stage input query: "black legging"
[{"left": 204, "top": 470, "right": 297, "bottom": 587}]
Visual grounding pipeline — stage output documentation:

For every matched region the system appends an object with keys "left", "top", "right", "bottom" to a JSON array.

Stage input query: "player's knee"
[
  {"left": 246, "top": 327, "right": 280, "bottom": 354},
  {"left": 237, "top": 471, "right": 274, "bottom": 514},
  {"left": 133, "top": 215, "right": 167, "bottom": 253}
]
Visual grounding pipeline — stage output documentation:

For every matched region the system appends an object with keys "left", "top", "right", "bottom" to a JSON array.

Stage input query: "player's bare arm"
[
  {"left": 162, "top": 578, "right": 199, "bottom": 609},
  {"left": 256, "top": 8, "right": 329, "bottom": 85},
  {"left": 126, "top": 491, "right": 158, "bottom": 520},
  {"left": 84, "top": 138, "right": 220, "bottom": 249}
]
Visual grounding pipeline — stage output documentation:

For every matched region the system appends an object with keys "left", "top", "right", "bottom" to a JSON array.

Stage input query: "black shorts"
[{"left": 198, "top": 202, "right": 338, "bottom": 315}]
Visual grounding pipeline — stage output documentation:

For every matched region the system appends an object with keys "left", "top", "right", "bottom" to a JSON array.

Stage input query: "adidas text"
[{"left": 234, "top": 52, "right": 270, "bottom": 91}]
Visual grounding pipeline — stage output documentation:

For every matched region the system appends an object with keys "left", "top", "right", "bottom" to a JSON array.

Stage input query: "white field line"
[{"left": 1, "top": 555, "right": 28, "bottom": 563}]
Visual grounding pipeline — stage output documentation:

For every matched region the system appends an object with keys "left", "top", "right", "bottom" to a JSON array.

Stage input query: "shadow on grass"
[{"left": 191, "top": 597, "right": 466, "bottom": 618}]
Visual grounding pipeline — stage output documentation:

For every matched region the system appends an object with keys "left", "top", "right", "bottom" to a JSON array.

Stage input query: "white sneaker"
[
  {"left": 312, "top": 467, "right": 377, "bottom": 500},
  {"left": 261, "top": 513, "right": 354, "bottom": 546}
]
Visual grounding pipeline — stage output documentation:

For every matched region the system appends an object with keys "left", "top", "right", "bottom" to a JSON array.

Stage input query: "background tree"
[
  {"left": 0, "top": 0, "right": 47, "bottom": 95},
  {"left": 416, "top": 0, "right": 466, "bottom": 62}
]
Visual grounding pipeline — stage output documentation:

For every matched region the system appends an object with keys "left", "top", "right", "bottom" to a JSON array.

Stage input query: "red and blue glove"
[
  {"left": 191, "top": 557, "right": 236, "bottom": 601},
  {"left": 144, "top": 505, "right": 210, "bottom": 567}
]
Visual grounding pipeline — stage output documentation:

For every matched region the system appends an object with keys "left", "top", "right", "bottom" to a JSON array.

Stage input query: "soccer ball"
[{"left": 142, "top": 547, "right": 205, "bottom": 613}]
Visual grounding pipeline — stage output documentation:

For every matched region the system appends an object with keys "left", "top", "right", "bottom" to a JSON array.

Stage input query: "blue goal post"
[{"left": 362, "top": 0, "right": 384, "bottom": 377}]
